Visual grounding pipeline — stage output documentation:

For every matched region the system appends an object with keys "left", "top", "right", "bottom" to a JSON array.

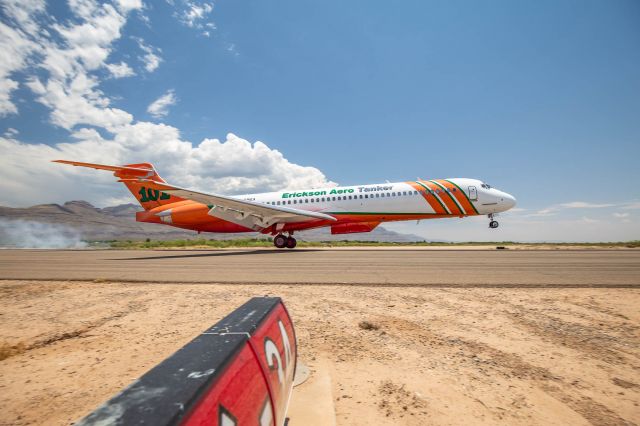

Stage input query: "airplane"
[{"left": 54, "top": 160, "right": 517, "bottom": 249}]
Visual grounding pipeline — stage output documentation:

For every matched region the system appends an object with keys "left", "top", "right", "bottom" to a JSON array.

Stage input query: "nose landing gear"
[
  {"left": 273, "top": 234, "right": 297, "bottom": 249},
  {"left": 488, "top": 214, "right": 499, "bottom": 229}
]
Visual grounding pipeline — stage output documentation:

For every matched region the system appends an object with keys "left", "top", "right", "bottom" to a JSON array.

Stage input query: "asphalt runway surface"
[{"left": 1, "top": 248, "right": 639, "bottom": 286}]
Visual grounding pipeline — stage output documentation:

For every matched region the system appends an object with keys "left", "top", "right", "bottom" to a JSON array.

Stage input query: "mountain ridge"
[{"left": 0, "top": 201, "right": 428, "bottom": 243}]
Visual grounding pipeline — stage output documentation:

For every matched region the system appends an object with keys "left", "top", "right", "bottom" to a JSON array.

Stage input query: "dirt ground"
[{"left": 0, "top": 280, "right": 638, "bottom": 425}]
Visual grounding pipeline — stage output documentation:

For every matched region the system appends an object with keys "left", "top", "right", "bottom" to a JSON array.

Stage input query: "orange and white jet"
[{"left": 54, "top": 160, "right": 516, "bottom": 248}]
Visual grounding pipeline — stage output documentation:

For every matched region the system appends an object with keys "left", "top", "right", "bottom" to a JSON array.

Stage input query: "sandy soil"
[{"left": 0, "top": 280, "right": 639, "bottom": 425}]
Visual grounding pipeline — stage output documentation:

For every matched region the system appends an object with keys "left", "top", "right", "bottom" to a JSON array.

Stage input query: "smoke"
[{"left": 0, "top": 219, "right": 87, "bottom": 249}]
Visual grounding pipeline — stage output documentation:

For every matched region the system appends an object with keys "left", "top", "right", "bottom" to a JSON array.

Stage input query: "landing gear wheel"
[
  {"left": 489, "top": 220, "right": 499, "bottom": 229},
  {"left": 286, "top": 237, "right": 297, "bottom": 249},
  {"left": 273, "top": 234, "right": 287, "bottom": 248}
]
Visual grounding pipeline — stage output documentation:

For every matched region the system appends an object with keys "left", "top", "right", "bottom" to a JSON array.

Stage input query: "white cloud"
[
  {"left": 622, "top": 202, "right": 640, "bottom": 210},
  {"left": 0, "top": 0, "right": 46, "bottom": 35},
  {"left": 26, "top": 74, "right": 134, "bottom": 131},
  {"left": 580, "top": 216, "right": 598, "bottom": 224},
  {"left": 182, "top": 2, "right": 213, "bottom": 27},
  {"left": 106, "top": 61, "right": 135, "bottom": 78},
  {"left": 169, "top": 0, "right": 215, "bottom": 36},
  {"left": 3, "top": 128, "right": 19, "bottom": 138},
  {"left": 528, "top": 201, "right": 620, "bottom": 217},
  {"left": 3, "top": 0, "right": 143, "bottom": 131},
  {"left": 0, "top": 17, "right": 41, "bottom": 116},
  {"left": 613, "top": 212, "right": 630, "bottom": 219},
  {"left": 384, "top": 213, "right": 640, "bottom": 243},
  {"left": 142, "top": 51, "right": 161, "bottom": 72},
  {"left": 559, "top": 201, "right": 616, "bottom": 209},
  {"left": 0, "top": 1, "right": 333, "bottom": 210},
  {"left": 0, "top": 0, "right": 330, "bottom": 210},
  {"left": 51, "top": 3, "right": 128, "bottom": 71},
  {"left": 135, "top": 37, "right": 162, "bottom": 72},
  {"left": 114, "top": 0, "right": 143, "bottom": 13},
  {"left": 0, "top": 131, "right": 334, "bottom": 207},
  {"left": 147, "top": 89, "right": 177, "bottom": 118}
]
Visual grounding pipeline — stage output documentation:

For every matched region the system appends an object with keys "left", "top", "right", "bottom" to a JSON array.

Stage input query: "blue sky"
[{"left": 1, "top": 0, "right": 639, "bottom": 241}]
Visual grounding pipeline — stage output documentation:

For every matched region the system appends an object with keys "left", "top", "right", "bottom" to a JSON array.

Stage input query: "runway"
[{"left": 1, "top": 248, "right": 639, "bottom": 286}]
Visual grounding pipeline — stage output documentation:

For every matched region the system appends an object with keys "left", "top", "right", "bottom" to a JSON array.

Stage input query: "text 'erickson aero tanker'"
[{"left": 54, "top": 160, "right": 517, "bottom": 249}]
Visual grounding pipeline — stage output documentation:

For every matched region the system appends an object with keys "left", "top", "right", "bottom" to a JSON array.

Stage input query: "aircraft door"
[{"left": 468, "top": 186, "right": 478, "bottom": 201}]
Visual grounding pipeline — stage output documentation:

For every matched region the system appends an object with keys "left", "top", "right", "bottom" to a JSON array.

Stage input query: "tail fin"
[{"left": 53, "top": 160, "right": 184, "bottom": 210}]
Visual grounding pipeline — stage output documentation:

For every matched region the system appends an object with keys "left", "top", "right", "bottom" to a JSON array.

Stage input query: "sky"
[{"left": 0, "top": 0, "right": 639, "bottom": 242}]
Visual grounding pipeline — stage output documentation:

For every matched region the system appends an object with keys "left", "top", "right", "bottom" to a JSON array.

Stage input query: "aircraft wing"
[{"left": 137, "top": 179, "right": 337, "bottom": 231}]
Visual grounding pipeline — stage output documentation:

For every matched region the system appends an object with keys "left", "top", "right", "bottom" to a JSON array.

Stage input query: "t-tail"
[{"left": 53, "top": 160, "right": 184, "bottom": 210}]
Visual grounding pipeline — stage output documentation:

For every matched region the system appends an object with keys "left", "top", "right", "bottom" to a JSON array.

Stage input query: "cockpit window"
[{"left": 481, "top": 183, "right": 492, "bottom": 189}]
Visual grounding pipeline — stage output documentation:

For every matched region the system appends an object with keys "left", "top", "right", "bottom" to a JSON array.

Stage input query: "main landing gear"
[
  {"left": 273, "top": 234, "right": 297, "bottom": 249},
  {"left": 488, "top": 213, "right": 499, "bottom": 229}
]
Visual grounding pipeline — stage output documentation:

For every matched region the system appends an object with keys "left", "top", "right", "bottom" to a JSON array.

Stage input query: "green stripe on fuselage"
[
  {"left": 414, "top": 181, "right": 449, "bottom": 214},
  {"left": 429, "top": 180, "right": 465, "bottom": 215},
  {"left": 444, "top": 179, "right": 479, "bottom": 215}
]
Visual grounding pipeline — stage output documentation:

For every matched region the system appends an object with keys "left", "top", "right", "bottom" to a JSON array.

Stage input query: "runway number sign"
[{"left": 77, "top": 298, "right": 297, "bottom": 426}]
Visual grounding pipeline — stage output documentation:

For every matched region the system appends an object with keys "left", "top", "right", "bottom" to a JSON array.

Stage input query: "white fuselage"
[{"left": 240, "top": 178, "right": 516, "bottom": 218}]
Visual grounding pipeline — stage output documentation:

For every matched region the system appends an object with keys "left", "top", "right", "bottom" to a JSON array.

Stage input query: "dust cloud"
[{"left": 0, "top": 220, "right": 87, "bottom": 249}]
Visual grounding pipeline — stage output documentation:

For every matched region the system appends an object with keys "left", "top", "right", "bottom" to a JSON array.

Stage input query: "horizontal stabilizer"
[{"left": 52, "top": 160, "right": 154, "bottom": 177}]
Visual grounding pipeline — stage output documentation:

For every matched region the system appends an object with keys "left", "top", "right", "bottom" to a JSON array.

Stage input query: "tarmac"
[{"left": 1, "top": 248, "right": 639, "bottom": 286}]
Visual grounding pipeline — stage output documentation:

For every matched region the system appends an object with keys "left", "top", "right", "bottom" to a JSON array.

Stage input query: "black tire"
[
  {"left": 274, "top": 235, "right": 287, "bottom": 248},
  {"left": 489, "top": 221, "right": 499, "bottom": 229},
  {"left": 286, "top": 237, "right": 297, "bottom": 249}
]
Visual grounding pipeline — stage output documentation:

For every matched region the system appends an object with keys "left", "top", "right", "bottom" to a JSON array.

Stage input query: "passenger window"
[{"left": 365, "top": 194, "right": 368, "bottom": 198}]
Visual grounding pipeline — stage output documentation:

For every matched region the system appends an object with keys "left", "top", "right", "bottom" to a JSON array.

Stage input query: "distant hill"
[{"left": 0, "top": 201, "right": 427, "bottom": 244}]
